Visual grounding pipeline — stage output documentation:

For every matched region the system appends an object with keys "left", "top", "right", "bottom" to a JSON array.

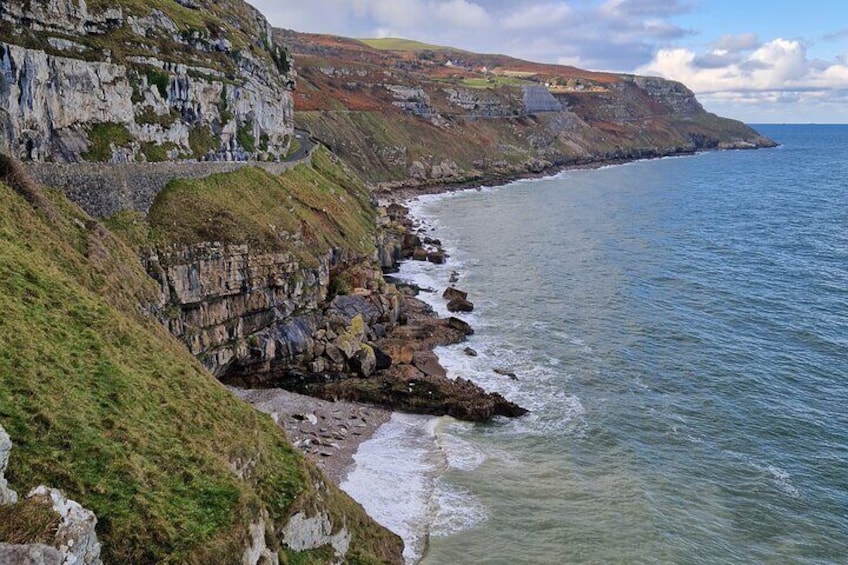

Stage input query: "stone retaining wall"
[{"left": 23, "top": 159, "right": 304, "bottom": 218}]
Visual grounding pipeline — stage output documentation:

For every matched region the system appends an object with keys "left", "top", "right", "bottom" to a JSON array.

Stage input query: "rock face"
[
  {"left": 0, "top": 0, "right": 295, "bottom": 162},
  {"left": 146, "top": 242, "right": 332, "bottom": 377},
  {"left": 0, "top": 424, "right": 17, "bottom": 506}
]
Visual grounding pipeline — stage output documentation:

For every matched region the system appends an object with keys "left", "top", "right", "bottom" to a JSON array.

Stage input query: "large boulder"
[
  {"left": 447, "top": 298, "right": 474, "bottom": 313},
  {"left": 442, "top": 287, "right": 468, "bottom": 301}
]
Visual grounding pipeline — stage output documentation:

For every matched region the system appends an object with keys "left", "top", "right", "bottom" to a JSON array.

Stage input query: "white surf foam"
[{"left": 340, "top": 413, "right": 443, "bottom": 564}]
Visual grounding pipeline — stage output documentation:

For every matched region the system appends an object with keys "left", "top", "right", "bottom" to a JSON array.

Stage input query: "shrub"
[
  {"left": 82, "top": 122, "right": 134, "bottom": 162},
  {"left": 237, "top": 121, "right": 255, "bottom": 153},
  {"left": 188, "top": 125, "right": 218, "bottom": 160}
]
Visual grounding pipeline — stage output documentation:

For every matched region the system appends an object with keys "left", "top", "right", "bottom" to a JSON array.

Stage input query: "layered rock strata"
[{"left": 148, "top": 206, "right": 526, "bottom": 422}]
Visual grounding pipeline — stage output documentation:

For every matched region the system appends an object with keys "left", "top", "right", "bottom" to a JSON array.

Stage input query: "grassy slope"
[
  {"left": 145, "top": 148, "right": 376, "bottom": 261},
  {"left": 0, "top": 163, "right": 401, "bottom": 563},
  {"left": 359, "top": 37, "right": 459, "bottom": 52}
]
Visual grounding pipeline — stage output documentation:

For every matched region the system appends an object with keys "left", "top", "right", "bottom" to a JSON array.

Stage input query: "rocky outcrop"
[
  {"left": 0, "top": 1, "right": 295, "bottom": 163},
  {"left": 243, "top": 512, "right": 279, "bottom": 565},
  {"left": 0, "top": 424, "right": 17, "bottom": 505},
  {"left": 146, "top": 242, "right": 332, "bottom": 376},
  {"left": 523, "top": 86, "right": 563, "bottom": 113},
  {"left": 26, "top": 487, "right": 103, "bottom": 565},
  {"left": 0, "top": 425, "right": 103, "bottom": 565},
  {"left": 0, "top": 544, "right": 63, "bottom": 565}
]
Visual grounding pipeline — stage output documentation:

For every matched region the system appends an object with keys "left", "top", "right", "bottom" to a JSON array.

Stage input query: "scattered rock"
[
  {"left": 373, "top": 346, "right": 393, "bottom": 371},
  {"left": 447, "top": 298, "right": 474, "bottom": 313},
  {"left": 442, "top": 287, "right": 468, "bottom": 301},
  {"left": 449, "top": 271, "right": 460, "bottom": 283},
  {"left": 464, "top": 347, "right": 478, "bottom": 357},
  {"left": 493, "top": 368, "right": 519, "bottom": 380},
  {"left": 293, "top": 413, "right": 319, "bottom": 426},
  {"left": 427, "top": 250, "right": 446, "bottom": 264},
  {"left": 412, "top": 351, "right": 447, "bottom": 378}
]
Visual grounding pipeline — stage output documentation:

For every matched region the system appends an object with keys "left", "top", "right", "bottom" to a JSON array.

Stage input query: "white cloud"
[
  {"left": 503, "top": 3, "right": 573, "bottom": 30},
  {"left": 434, "top": 0, "right": 493, "bottom": 28},
  {"left": 637, "top": 38, "right": 848, "bottom": 121}
]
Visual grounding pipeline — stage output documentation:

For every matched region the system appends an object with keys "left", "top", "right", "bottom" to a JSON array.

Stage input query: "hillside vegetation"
[
  {"left": 277, "top": 30, "right": 775, "bottom": 189},
  {"left": 0, "top": 157, "right": 402, "bottom": 563}
]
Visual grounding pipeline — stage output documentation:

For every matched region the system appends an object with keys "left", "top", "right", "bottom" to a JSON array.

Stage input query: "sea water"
[{"left": 342, "top": 125, "right": 848, "bottom": 564}]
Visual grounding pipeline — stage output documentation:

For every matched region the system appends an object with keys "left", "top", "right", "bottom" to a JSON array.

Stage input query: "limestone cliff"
[{"left": 0, "top": 0, "right": 295, "bottom": 163}]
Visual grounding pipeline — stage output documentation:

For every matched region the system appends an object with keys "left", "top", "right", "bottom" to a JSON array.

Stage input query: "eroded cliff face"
[
  {"left": 145, "top": 241, "right": 402, "bottom": 382},
  {"left": 0, "top": 0, "right": 295, "bottom": 163}
]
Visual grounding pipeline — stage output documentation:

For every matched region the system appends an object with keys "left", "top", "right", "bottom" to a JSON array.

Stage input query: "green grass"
[
  {"left": 147, "top": 147, "right": 376, "bottom": 264},
  {"left": 461, "top": 76, "right": 532, "bottom": 89},
  {"left": 359, "top": 37, "right": 460, "bottom": 52},
  {"left": 0, "top": 159, "right": 402, "bottom": 563}
]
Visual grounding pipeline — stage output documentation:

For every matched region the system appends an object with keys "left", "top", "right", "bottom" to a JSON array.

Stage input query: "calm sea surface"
[{"left": 342, "top": 125, "right": 848, "bottom": 564}]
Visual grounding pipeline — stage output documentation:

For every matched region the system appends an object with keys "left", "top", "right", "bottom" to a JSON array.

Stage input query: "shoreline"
[
  {"left": 230, "top": 387, "right": 392, "bottom": 485},
  {"left": 373, "top": 143, "right": 777, "bottom": 205},
  {"left": 231, "top": 150, "right": 677, "bottom": 487}
]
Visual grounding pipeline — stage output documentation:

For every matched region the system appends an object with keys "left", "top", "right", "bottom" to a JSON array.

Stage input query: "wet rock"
[
  {"left": 442, "top": 287, "right": 468, "bottom": 301},
  {"left": 447, "top": 298, "right": 474, "bottom": 313},
  {"left": 448, "top": 317, "right": 474, "bottom": 336},
  {"left": 426, "top": 250, "right": 446, "bottom": 264},
  {"left": 412, "top": 247, "right": 428, "bottom": 261},
  {"left": 464, "top": 347, "right": 478, "bottom": 357},
  {"left": 493, "top": 368, "right": 518, "bottom": 380}
]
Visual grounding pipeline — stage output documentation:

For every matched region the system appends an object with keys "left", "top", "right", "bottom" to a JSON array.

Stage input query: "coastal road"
[{"left": 286, "top": 128, "right": 317, "bottom": 163}]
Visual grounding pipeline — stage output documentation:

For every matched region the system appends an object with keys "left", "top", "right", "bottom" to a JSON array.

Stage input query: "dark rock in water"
[
  {"left": 292, "top": 373, "right": 528, "bottom": 422},
  {"left": 464, "top": 347, "right": 478, "bottom": 357},
  {"left": 403, "top": 233, "right": 422, "bottom": 250},
  {"left": 448, "top": 317, "right": 474, "bottom": 336},
  {"left": 449, "top": 271, "right": 460, "bottom": 283},
  {"left": 427, "top": 250, "right": 446, "bottom": 264},
  {"left": 494, "top": 368, "right": 518, "bottom": 380},
  {"left": 443, "top": 287, "right": 468, "bottom": 301},
  {"left": 447, "top": 298, "right": 474, "bottom": 313}
]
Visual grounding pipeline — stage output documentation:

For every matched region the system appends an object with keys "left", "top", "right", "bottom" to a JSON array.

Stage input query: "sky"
[{"left": 249, "top": 0, "right": 848, "bottom": 123}]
